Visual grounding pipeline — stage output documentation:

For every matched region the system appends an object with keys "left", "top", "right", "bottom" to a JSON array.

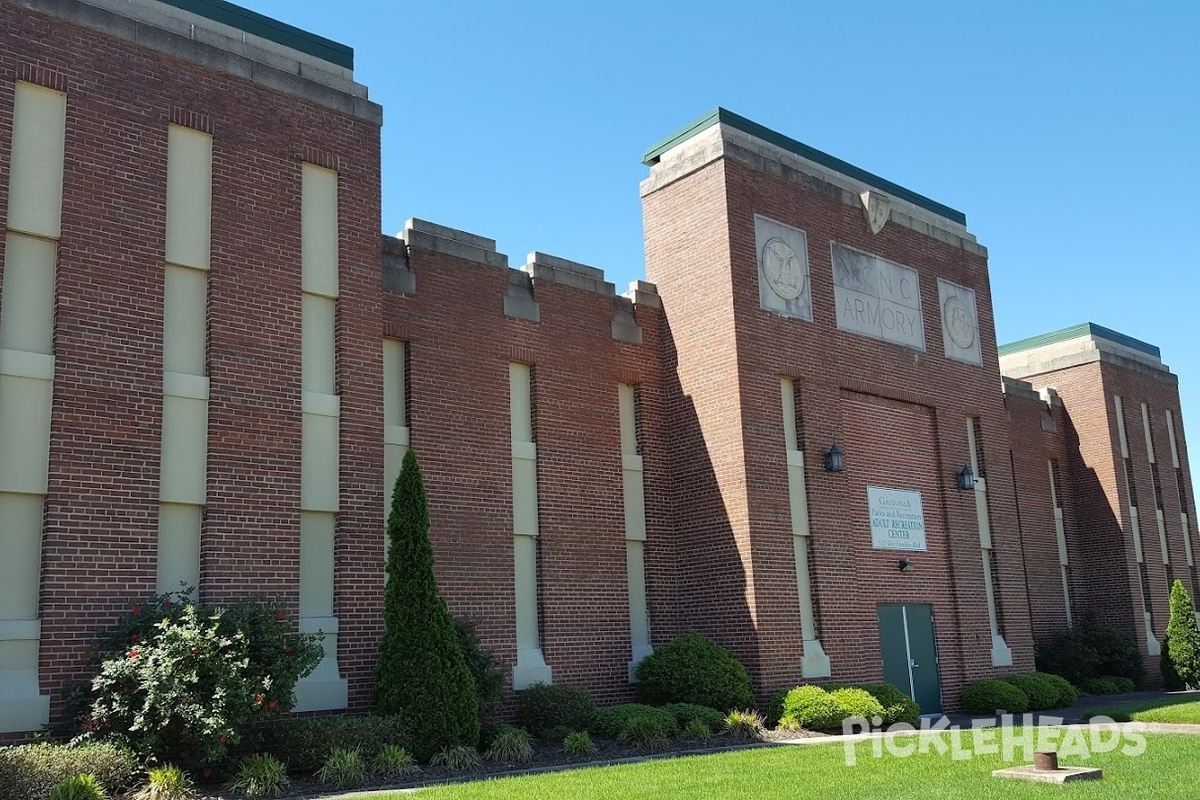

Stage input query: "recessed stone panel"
[
  {"left": 831, "top": 243, "right": 924, "bottom": 351},
  {"left": 755, "top": 215, "right": 812, "bottom": 320},
  {"left": 939, "top": 278, "right": 982, "bottom": 365}
]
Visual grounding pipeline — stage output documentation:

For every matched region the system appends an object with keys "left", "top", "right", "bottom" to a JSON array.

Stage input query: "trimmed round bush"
[
  {"left": 0, "top": 743, "right": 136, "bottom": 800},
  {"left": 1035, "top": 672, "right": 1078, "bottom": 708},
  {"left": 1035, "top": 617, "right": 1144, "bottom": 689},
  {"left": 1082, "top": 675, "right": 1135, "bottom": 695},
  {"left": 779, "top": 685, "right": 842, "bottom": 731},
  {"left": 1002, "top": 673, "right": 1060, "bottom": 711},
  {"left": 519, "top": 683, "right": 596, "bottom": 738},
  {"left": 856, "top": 684, "right": 920, "bottom": 727},
  {"left": 960, "top": 679, "right": 1030, "bottom": 714},
  {"left": 829, "top": 687, "right": 885, "bottom": 722},
  {"left": 766, "top": 689, "right": 788, "bottom": 729},
  {"left": 591, "top": 704, "right": 679, "bottom": 739},
  {"left": 634, "top": 633, "right": 754, "bottom": 711},
  {"left": 660, "top": 703, "right": 726, "bottom": 733}
]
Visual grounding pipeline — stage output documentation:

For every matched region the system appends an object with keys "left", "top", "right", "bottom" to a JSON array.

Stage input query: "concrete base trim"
[
  {"left": 802, "top": 639, "right": 832, "bottom": 679},
  {"left": 513, "top": 648, "right": 552, "bottom": 690},
  {"left": 991, "top": 635, "right": 1014, "bottom": 668},
  {"left": 992, "top": 765, "right": 1102, "bottom": 784}
]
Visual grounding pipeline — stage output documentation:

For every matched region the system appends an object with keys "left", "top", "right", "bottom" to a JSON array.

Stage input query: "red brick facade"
[{"left": 1, "top": 0, "right": 1196, "bottom": 737}]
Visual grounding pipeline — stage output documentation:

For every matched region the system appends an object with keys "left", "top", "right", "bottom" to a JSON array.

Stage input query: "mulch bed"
[{"left": 185, "top": 730, "right": 828, "bottom": 799}]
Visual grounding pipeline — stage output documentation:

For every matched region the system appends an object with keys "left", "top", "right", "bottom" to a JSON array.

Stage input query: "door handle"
[{"left": 910, "top": 658, "right": 919, "bottom": 669}]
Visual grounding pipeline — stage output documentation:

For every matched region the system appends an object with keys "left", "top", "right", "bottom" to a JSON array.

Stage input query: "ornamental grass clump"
[
  {"left": 371, "top": 745, "right": 420, "bottom": 777},
  {"left": 226, "top": 754, "right": 287, "bottom": 799},
  {"left": 133, "top": 764, "right": 195, "bottom": 800},
  {"left": 316, "top": 748, "right": 365, "bottom": 789},
  {"left": 562, "top": 731, "right": 596, "bottom": 755},
  {"left": 484, "top": 725, "right": 535, "bottom": 763}
]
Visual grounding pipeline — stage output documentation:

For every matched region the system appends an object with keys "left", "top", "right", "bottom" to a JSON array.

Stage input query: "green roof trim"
[
  {"left": 999, "top": 323, "right": 1161, "bottom": 359},
  {"left": 157, "top": 0, "right": 354, "bottom": 70},
  {"left": 641, "top": 107, "right": 967, "bottom": 227}
]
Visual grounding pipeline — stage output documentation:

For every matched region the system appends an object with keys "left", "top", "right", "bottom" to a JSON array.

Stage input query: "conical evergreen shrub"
[
  {"left": 375, "top": 450, "right": 480, "bottom": 760},
  {"left": 1164, "top": 579, "right": 1200, "bottom": 689}
]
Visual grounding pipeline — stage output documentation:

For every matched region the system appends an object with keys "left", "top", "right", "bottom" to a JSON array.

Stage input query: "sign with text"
[
  {"left": 868, "top": 486, "right": 927, "bottom": 551},
  {"left": 831, "top": 243, "right": 925, "bottom": 351}
]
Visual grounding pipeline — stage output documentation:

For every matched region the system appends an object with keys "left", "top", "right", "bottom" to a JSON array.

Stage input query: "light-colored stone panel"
[
  {"left": 9, "top": 83, "right": 66, "bottom": 239},
  {"left": 302, "top": 294, "right": 336, "bottom": 394},
  {"left": 938, "top": 278, "right": 981, "bottom": 365},
  {"left": 383, "top": 338, "right": 406, "bottom": 428},
  {"left": 0, "top": 373, "right": 52, "bottom": 495},
  {"left": 1141, "top": 403, "right": 1157, "bottom": 464},
  {"left": 157, "top": 503, "right": 200, "bottom": 595},
  {"left": 622, "top": 464, "right": 646, "bottom": 542},
  {"left": 0, "top": 234, "right": 56, "bottom": 354},
  {"left": 831, "top": 243, "right": 924, "bottom": 351},
  {"left": 780, "top": 379, "right": 798, "bottom": 452},
  {"left": 294, "top": 614, "right": 347, "bottom": 712},
  {"left": 1167, "top": 410, "right": 1181, "bottom": 468},
  {"left": 1130, "top": 506, "right": 1144, "bottom": 564},
  {"left": 513, "top": 533, "right": 540, "bottom": 653},
  {"left": 1115, "top": 396, "right": 1129, "bottom": 458},
  {"left": 626, "top": 540, "right": 651, "bottom": 663},
  {"left": 1183, "top": 513, "right": 1194, "bottom": 568},
  {"left": 301, "top": 164, "right": 339, "bottom": 298},
  {"left": 512, "top": 455, "right": 539, "bottom": 536},
  {"left": 0, "top": 349, "right": 54, "bottom": 381},
  {"left": 1156, "top": 509, "right": 1170, "bottom": 565},
  {"left": 165, "top": 125, "right": 212, "bottom": 270},
  {"left": 755, "top": 215, "right": 811, "bottom": 320},
  {"left": 618, "top": 383, "right": 638, "bottom": 455},
  {"left": 301, "top": 411, "right": 339, "bottom": 512},
  {"left": 159, "top": 394, "right": 207, "bottom": 505},
  {"left": 0, "top": 493, "right": 43, "bottom": 619},
  {"left": 787, "top": 452, "right": 809, "bottom": 536},
  {"left": 300, "top": 511, "right": 335, "bottom": 618},
  {"left": 163, "top": 264, "right": 207, "bottom": 376},
  {"left": 509, "top": 363, "right": 533, "bottom": 443},
  {"left": 384, "top": 441, "right": 406, "bottom": 515}
]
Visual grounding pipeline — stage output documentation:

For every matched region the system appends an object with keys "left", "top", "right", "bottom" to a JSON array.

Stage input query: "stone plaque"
[
  {"left": 868, "top": 486, "right": 927, "bottom": 551},
  {"left": 938, "top": 278, "right": 982, "bottom": 365},
  {"left": 755, "top": 215, "right": 812, "bottom": 320},
  {"left": 831, "top": 243, "right": 924, "bottom": 351}
]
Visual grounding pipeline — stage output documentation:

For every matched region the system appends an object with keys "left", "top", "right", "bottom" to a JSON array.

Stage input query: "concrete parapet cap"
[
  {"left": 1001, "top": 375, "right": 1041, "bottom": 402},
  {"left": 522, "top": 252, "right": 615, "bottom": 296},
  {"left": 623, "top": 280, "right": 663, "bottom": 310},
  {"left": 401, "top": 219, "right": 508, "bottom": 269}
]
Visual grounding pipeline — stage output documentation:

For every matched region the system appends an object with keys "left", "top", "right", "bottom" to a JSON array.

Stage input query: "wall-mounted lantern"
[{"left": 823, "top": 443, "right": 845, "bottom": 473}]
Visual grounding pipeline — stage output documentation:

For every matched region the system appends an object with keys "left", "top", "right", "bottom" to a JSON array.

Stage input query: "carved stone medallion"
[
  {"left": 860, "top": 190, "right": 891, "bottom": 235},
  {"left": 943, "top": 295, "right": 975, "bottom": 349},
  {"left": 762, "top": 237, "right": 805, "bottom": 300}
]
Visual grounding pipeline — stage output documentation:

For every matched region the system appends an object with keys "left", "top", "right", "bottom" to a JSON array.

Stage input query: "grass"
[
  {"left": 1088, "top": 696, "right": 1200, "bottom": 723},
  {"left": 374, "top": 732, "right": 1199, "bottom": 800}
]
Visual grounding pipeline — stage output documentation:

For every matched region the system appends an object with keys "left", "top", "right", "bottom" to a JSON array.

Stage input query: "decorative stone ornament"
[
  {"left": 762, "top": 237, "right": 804, "bottom": 300},
  {"left": 860, "top": 190, "right": 891, "bottom": 234},
  {"left": 754, "top": 215, "right": 812, "bottom": 320}
]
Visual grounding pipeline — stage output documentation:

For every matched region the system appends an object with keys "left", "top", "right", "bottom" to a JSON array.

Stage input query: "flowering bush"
[{"left": 88, "top": 591, "right": 321, "bottom": 768}]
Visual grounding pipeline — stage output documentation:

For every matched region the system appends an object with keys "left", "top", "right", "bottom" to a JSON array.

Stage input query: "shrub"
[
  {"left": 617, "top": 716, "right": 671, "bottom": 750},
  {"left": 518, "top": 683, "right": 596, "bottom": 737},
  {"left": 1035, "top": 672, "right": 1078, "bottom": 708},
  {"left": 376, "top": 450, "right": 480, "bottom": 761},
  {"left": 316, "top": 748, "right": 365, "bottom": 789},
  {"left": 562, "top": 731, "right": 596, "bottom": 755},
  {"left": 724, "top": 710, "right": 765, "bottom": 741},
  {"left": 686, "top": 719, "right": 713, "bottom": 741},
  {"left": 243, "top": 714, "right": 410, "bottom": 772},
  {"left": 454, "top": 616, "right": 508, "bottom": 719},
  {"left": 484, "top": 725, "right": 534, "bottom": 763},
  {"left": 428, "top": 746, "right": 481, "bottom": 770},
  {"left": 960, "top": 679, "right": 1030, "bottom": 714},
  {"left": 227, "top": 754, "right": 288, "bottom": 798},
  {"left": 89, "top": 593, "right": 322, "bottom": 767},
  {"left": 133, "top": 764, "right": 195, "bottom": 800},
  {"left": 371, "top": 745, "right": 419, "bottom": 777},
  {"left": 0, "top": 742, "right": 136, "bottom": 800},
  {"left": 854, "top": 684, "right": 920, "bottom": 727},
  {"left": 829, "top": 688, "right": 885, "bottom": 722},
  {"left": 1035, "top": 616, "right": 1144, "bottom": 689},
  {"left": 660, "top": 703, "right": 726, "bottom": 733},
  {"left": 591, "top": 704, "right": 679, "bottom": 739},
  {"left": 1001, "top": 674, "right": 1060, "bottom": 711},
  {"left": 49, "top": 774, "right": 105, "bottom": 800},
  {"left": 634, "top": 633, "right": 754, "bottom": 711},
  {"left": 778, "top": 686, "right": 842, "bottom": 731},
  {"left": 1164, "top": 580, "right": 1200, "bottom": 689},
  {"left": 1081, "top": 675, "right": 1135, "bottom": 695},
  {"left": 766, "top": 689, "right": 788, "bottom": 729}
]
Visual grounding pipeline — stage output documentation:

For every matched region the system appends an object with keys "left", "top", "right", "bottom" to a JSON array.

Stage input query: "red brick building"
[{"left": 0, "top": 0, "right": 1195, "bottom": 735}]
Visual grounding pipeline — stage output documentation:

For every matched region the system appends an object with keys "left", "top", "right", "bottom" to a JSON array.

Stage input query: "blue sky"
[{"left": 244, "top": 0, "right": 1199, "bottom": 448}]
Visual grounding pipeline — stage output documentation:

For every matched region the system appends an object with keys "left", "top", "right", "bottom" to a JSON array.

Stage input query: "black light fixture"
[
  {"left": 898, "top": 559, "right": 915, "bottom": 573},
  {"left": 823, "top": 443, "right": 845, "bottom": 473},
  {"left": 956, "top": 464, "right": 976, "bottom": 491}
]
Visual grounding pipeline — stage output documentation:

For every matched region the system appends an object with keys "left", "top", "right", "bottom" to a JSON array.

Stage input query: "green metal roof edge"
[
  {"left": 641, "top": 107, "right": 967, "bottom": 227},
  {"left": 157, "top": 0, "right": 354, "bottom": 70},
  {"left": 998, "top": 322, "right": 1161, "bottom": 359}
]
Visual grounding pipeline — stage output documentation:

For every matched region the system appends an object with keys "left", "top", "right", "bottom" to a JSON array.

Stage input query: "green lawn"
[
  {"left": 370, "top": 732, "right": 1198, "bottom": 800},
  {"left": 1088, "top": 696, "right": 1200, "bottom": 723}
]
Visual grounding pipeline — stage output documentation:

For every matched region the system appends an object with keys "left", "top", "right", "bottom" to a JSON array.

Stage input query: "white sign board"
[
  {"left": 868, "top": 486, "right": 927, "bottom": 551},
  {"left": 831, "top": 243, "right": 924, "bottom": 351}
]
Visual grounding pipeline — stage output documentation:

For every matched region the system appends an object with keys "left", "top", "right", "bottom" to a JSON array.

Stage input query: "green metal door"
[{"left": 876, "top": 604, "right": 943, "bottom": 715}]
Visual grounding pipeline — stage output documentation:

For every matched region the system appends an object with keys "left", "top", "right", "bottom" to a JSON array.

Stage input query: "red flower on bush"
[
  {"left": 255, "top": 694, "right": 265, "bottom": 706},
  {"left": 202, "top": 767, "right": 213, "bottom": 780},
  {"left": 267, "top": 700, "right": 278, "bottom": 711},
  {"left": 132, "top": 605, "right": 141, "bottom": 615},
  {"left": 284, "top": 645, "right": 294, "bottom": 655},
  {"left": 163, "top": 600, "right": 173, "bottom": 609},
  {"left": 276, "top": 610, "right": 285, "bottom": 620},
  {"left": 218, "top": 735, "right": 227, "bottom": 744},
  {"left": 128, "top": 649, "right": 139, "bottom": 659}
]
